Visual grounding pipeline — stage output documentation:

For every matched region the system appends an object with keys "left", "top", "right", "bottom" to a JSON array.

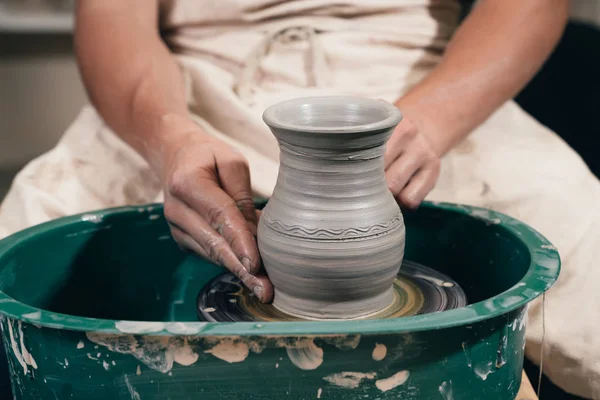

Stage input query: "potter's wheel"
[{"left": 197, "top": 261, "right": 467, "bottom": 322}]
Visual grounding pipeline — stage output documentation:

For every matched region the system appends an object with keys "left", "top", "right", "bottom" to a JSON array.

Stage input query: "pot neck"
[
  {"left": 279, "top": 141, "right": 385, "bottom": 161},
  {"left": 268, "top": 126, "right": 394, "bottom": 152},
  {"left": 275, "top": 140, "right": 390, "bottom": 201}
]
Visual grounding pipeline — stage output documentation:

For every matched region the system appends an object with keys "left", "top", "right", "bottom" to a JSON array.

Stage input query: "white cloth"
[{"left": 1, "top": 0, "right": 599, "bottom": 397}]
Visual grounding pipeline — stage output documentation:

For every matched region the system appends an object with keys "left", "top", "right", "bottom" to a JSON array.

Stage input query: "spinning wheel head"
[{"left": 197, "top": 261, "right": 467, "bottom": 322}]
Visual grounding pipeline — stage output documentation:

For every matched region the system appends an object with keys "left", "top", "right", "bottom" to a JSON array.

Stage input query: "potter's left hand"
[{"left": 384, "top": 117, "right": 441, "bottom": 209}]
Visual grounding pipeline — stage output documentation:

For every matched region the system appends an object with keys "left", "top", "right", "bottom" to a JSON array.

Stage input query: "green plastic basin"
[{"left": 0, "top": 201, "right": 559, "bottom": 399}]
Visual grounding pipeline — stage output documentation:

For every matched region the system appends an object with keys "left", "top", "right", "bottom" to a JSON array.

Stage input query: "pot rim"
[
  {"left": 262, "top": 95, "right": 403, "bottom": 134},
  {"left": 0, "top": 202, "right": 560, "bottom": 337}
]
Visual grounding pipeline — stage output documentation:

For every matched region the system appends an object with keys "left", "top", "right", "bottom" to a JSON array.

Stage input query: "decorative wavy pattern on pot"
[{"left": 261, "top": 214, "right": 403, "bottom": 240}]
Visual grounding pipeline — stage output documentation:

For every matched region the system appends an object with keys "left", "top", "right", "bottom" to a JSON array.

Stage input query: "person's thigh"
[
  {"left": 0, "top": 106, "right": 162, "bottom": 240},
  {"left": 428, "top": 101, "right": 600, "bottom": 398}
]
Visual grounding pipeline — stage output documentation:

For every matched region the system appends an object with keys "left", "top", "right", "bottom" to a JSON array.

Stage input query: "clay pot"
[{"left": 258, "top": 96, "right": 406, "bottom": 319}]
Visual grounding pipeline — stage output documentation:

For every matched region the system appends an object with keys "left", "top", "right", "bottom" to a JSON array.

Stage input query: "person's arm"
[
  {"left": 74, "top": 0, "right": 272, "bottom": 301},
  {"left": 74, "top": 1, "right": 188, "bottom": 168},
  {"left": 386, "top": 0, "right": 569, "bottom": 207}
]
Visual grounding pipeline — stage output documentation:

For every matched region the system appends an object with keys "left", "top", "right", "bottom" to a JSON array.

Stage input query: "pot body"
[{"left": 258, "top": 97, "right": 406, "bottom": 319}]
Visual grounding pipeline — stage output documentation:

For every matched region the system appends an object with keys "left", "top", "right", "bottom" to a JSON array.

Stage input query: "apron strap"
[{"left": 233, "top": 26, "right": 330, "bottom": 103}]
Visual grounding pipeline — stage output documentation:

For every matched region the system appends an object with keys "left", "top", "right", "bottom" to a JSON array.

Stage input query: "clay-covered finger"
[
  {"left": 169, "top": 222, "right": 272, "bottom": 303},
  {"left": 398, "top": 164, "right": 440, "bottom": 209},
  {"left": 165, "top": 197, "right": 263, "bottom": 284},
  {"left": 169, "top": 223, "right": 212, "bottom": 261},
  {"left": 248, "top": 273, "right": 273, "bottom": 303},
  {"left": 215, "top": 152, "right": 258, "bottom": 232},
  {"left": 166, "top": 200, "right": 242, "bottom": 268},
  {"left": 385, "top": 151, "right": 423, "bottom": 196},
  {"left": 167, "top": 197, "right": 247, "bottom": 270},
  {"left": 177, "top": 178, "right": 261, "bottom": 275}
]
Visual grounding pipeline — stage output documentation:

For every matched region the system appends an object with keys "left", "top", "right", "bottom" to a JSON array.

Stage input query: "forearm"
[
  {"left": 396, "top": 0, "right": 569, "bottom": 155},
  {"left": 74, "top": 0, "right": 197, "bottom": 173}
]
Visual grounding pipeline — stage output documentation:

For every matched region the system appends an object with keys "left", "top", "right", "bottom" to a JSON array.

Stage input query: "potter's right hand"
[{"left": 160, "top": 131, "right": 273, "bottom": 303}]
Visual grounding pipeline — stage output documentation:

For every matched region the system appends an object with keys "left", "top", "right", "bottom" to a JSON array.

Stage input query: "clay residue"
[
  {"left": 115, "top": 321, "right": 165, "bottom": 334},
  {"left": 500, "top": 296, "right": 523, "bottom": 308},
  {"left": 6, "top": 319, "right": 38, "bottom": 375},
  {"left": 22, "top": 311, "right": 41, "bottom": 320},
  {"left": 174, "top": 339, "right": 199, "bottom": 365},
  {"left": 203, "top": 336, "right": 327, "bottom": 367},
  {"left": 124, "top": 375, "right": 141, "bottom": 400},
  {"left": 323, "top": 372, "right": 377, "bottom": 389},
  {"left": 81, "top": 213, "right": 103, "bottom": 223},
  {"left": 87, "top": 334, "right": 360, "bottom": 374},
  {"left": 204, "top": 339, "right": 249, "bottom": 363},
  {"left": 509, "top": 308, "right": 529, "bottom": 332},
  {"left": 18, "top": 322, "right": 37, "bottom": 370},
  {"left": 165, "top": 322, "right": 205, "bottom": 335},
  {"left": 320, "top": 335, "right": 361, "bottom": 350},
  {"left": 375, "top": 370, "right": 410, "bottom": 392},
  {"left": 372, "top": 343, "right": 387, "bottom": 361},
  {"left": 413, "top": 274, "right": 454, "bottom": 288},
  {"left": 496, "top": 335, "right": 508, "bottom": 369},
  {"left": 468, "top": 208, "right": 501, "bottom": 224},
  {"left": 461, "top": 342, "right": 472, "bottom": 367},
  {"left": 439, "top": 380, "right": 454, "bottom": 400},
  {"left": 8, "top": 319, "right": 27, "bottom": 373},
  {"left": 285, "top": 341, "right": 323, "bottom": 370},
  {"left": 519, "top": 310, "right": 528, "bottom": 331},
  {"left": 474, "top": 361, "right": 493, "bottom": 381},
  {"left": 483, "top": 299, "right": 497, "bottom": 312},
  {"left": 86, "top": 333, "right": 197, "bottom": 373}
]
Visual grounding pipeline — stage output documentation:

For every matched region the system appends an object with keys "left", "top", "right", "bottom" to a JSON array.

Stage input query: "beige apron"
[{"left": 1, "top": 1, "right": 599, "bottom": 397}]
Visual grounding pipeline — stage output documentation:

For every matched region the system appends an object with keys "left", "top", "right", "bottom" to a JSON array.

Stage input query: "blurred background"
[{"left": 0, "top": 0, "right": 599, "bottom": 200}]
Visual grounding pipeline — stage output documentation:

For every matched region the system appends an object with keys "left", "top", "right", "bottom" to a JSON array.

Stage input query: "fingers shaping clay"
[{"left": 258, "top": 96, "right": 405, "bottom": 319}]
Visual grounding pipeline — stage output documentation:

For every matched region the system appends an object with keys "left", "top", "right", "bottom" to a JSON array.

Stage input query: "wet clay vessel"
[{"left": 258, "top": 96, "right": 405, "bottom": 319}]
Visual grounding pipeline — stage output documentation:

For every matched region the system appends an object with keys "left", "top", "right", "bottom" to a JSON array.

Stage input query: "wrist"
[
  {"left": 142, "top": 113, "right": 210, "bottom": 177},
  {"left": 394, "top": 86, "right": 468, "bottom": 157}
]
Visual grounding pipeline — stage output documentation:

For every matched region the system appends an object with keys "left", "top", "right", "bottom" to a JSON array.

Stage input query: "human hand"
[
  {"left": 384, "top": 117, "right": 441, "bottom": 209},
  {"left": 160, "top": 131, "right": 273, "bottom": 303}
]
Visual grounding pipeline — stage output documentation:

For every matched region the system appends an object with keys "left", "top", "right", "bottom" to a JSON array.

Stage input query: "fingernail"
[
  {"left": 241, "top": 256, "right": 254, "bottom": 273},
  {"left": 253, "top": 286, "right": 264, "bottom": 301}
]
